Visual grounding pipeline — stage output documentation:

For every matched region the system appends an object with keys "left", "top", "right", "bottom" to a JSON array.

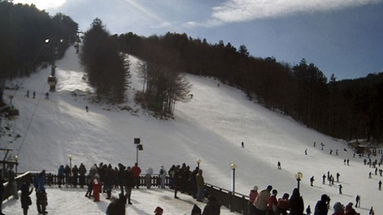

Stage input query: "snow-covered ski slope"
[{"left": 2, "top": 47, "right": 382, "bottom": 214}]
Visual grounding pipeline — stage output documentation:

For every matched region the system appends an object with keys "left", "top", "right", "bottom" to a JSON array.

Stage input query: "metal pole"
[
  {"left": 233, "top": 168, "right": 235, "bottom": 194},
  {"left": 136, "top": 146, "right": 138, "bottom": 164},
  {"left": 297, "top": 178, "right": 301, "bottom": 192}
]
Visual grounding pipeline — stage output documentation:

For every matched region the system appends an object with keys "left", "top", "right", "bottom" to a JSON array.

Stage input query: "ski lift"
[{"left": 47, "top": 75, "right": 57, "bottom": 92}]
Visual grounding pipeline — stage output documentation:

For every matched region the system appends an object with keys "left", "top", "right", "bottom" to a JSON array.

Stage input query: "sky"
[{"left": 14, "top": 0, "right": 383, "bottom": 80}]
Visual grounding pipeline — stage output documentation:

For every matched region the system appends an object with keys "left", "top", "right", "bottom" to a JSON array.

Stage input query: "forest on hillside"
[
  {"left": 116, "top": 32, "right": 383, "bottom": 143},
  {"left": 0, "top": 1, "right": 78, "bottom": 104}
]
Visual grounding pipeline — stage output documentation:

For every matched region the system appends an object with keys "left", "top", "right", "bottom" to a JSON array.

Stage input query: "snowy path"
[{"left": 3, "top": 187, "right": 234, "bottom": 215}]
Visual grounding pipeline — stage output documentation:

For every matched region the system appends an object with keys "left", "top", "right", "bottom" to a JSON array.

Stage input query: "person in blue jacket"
[{"left": 34, "top": 170, "right": 48, "bottom": 214}]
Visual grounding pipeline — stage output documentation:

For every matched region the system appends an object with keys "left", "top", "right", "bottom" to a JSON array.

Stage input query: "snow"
[
  {"left": 1, "top": 46, "right": 382, "bottom": 214},
  {"left": 3, "top": 187, "right": 234, "bottom": 215}
]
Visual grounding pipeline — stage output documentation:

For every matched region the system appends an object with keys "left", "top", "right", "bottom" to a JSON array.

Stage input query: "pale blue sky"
[{"left": 16, "top": 0, "right": 383, "bottom": 80}]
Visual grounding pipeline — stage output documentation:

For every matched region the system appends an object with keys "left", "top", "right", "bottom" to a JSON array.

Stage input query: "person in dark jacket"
[
  {"left": 79, "top": 163, "right": 87, "bottom": 188},
  {"left": 203, "top": 195, "right": 220, "bottom": 215},
  {"left": 125, "top": 166, "right": 134, "bottom": 204},
  {"left": 64, "top": 165, "right": 71, "bottom": 187},
  {"left": 20, "top": 182, "right": 33, "bottom": 215},
  {"left": 289, "top": 188, "right": 304, "bottom": 215},
  {"left": 191, "top": 204, "right": 202, "bottom": 215},
  {"left": 314, "top": 194, "right": 330, "bottom": 215},
  {"left": 58, "top": 165, "right": 65, "bottom": 188},
  {"left": 106, "top": 194, "right": 126, "bottom": 215},
  {"left": 72, "top": 165, "right": 79, "bottom": 188}
]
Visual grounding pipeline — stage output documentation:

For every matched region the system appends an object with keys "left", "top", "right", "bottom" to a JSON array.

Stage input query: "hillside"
[{"left": 1, "top": 46, "right": 382, "bottom": 215}]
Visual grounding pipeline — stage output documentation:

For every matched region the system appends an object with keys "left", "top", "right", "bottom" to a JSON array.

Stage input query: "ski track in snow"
[{"left": 1, "top": 46, "right": 382, "bottom": 215}]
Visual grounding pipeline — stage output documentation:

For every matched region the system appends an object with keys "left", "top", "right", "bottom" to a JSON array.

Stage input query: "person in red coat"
[
  {"left": 93, "top": 175, "right": 102, "bottom": 202},
  {"left": 131, "top": 163, "right": 141, "bottom": 188},
  {"left": 267, "top": 189, "right": 278, "bottom": 215}
]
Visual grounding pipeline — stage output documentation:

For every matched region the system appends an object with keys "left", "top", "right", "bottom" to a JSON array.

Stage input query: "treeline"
[
  {"left": 117, "top": 32, "right": 383, "bottom": 142},
  {"left": 80, "top": 19, "right": 127, "bottom": 103},
  {"left": 0, "top": 1, "right": 78, "bottom": 103}
]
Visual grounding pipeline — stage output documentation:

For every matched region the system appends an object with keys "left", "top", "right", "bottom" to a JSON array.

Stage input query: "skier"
[
  {"left": 305, "top": 149, "right": 308, "bottom": 155},
  {"left": 85, "top": 106, "right": 89, "bottom": 112},
  {"left": 339, "top": 184, "right": 342, "bottom": 194},
  {"left": 336, "top": 173, "right": 340, "bottom": 182},
  {"left": 379, "top": 180, "right": 382, "bottom": 190},
  {"left": 20, "top": 181, "right": 33, "bottom": 215},
  {"left": 369, "top": 207, "right": 375, "bottom": 215},
  {"left": 241, "top": 141, "right": 244, "bottom": 148},
  {"left": 322, "top": 174, "right": 326, "bottom": 184},
  {"left": 310, "top": 176, "right": 314, "bottom": 186},
  {"left": 277, "top": 161, "right": 281, "bottom": 169},
  {"left": 344, "top": 159, "right": 346, "bottom": 165},
  {"left": 306, "top": 205, "right": 312, "bottom": 215},
  {"left": 347, "top": 159, "right": 349, "bottom": 165},
  {"left": 355, "top": 195, "right": 360, "bottom": 208},
  {"left": 32, "top": 91, "right": 36, "bottom": 99}
]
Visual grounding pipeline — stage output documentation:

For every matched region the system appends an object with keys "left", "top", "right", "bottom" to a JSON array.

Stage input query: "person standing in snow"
[
  {"left": 202, "top": 195, "right": 220, "bottom": 215},
  {"left": 145, "top": 167, "right": 153, "bottom": 189},
  {"left": 72, "top": 165, "right": 79, "bottom": 188},
  {"left": 306, "top": 205, "right": 312, "bottom": 215},
  {"left": 322, "top": 174, "right": 326, "bottom": 184},
  {"left": 369, "top": 207, "right": 374, "bottom": 215},
  {"left": 34, "top": 170, "right": 48, "bottom": 214},
  {"left": 254, "top": 185, "right": 272, "bottom": 215},
  {"left": 355, "top": 195, "right": 360, "bottom": 208},
  {"left": 64, "top": 165, "right": 71, "bottom": 187},
  {"left": 104, "top": 165, "right": 114, "bottom": 199},
  {"left": 159, "top": 166, "right": 166, "bottom": 189},
  {"left": 267, "top": 189, "right": 278, "bottom": 215},
  {"left": 339, "top": 184, "right": 342, "bottom": 194},
  {"left": 332, "top": 202, "right": 345, "bottom": 215},
  {"left": 32, "top": 91, "right": 36, "bottom": 99},
  {"left": 196, "top": 169, "right": 205, "bottom": 202},
  {"left": 125, "top": 166, "right": 134, "bottom": 204},
  {"left": 379, "top": 180, "right": 382, "bottom": 190},
  {"left": 93, "top": 174, "right": 101, "bottom": 202},
  {"left": 79, "top": 163, "right": 87, "bottom": 188},
  {"left": 241, "top": 142, "right": 244, "bottom": 148},
  {"left": 310, "top": 176, "right": 315, "bottom": 186},
  {"left": 85, "top": 106, "right": 89, "bottom": 112},
  {"left": 131, "top": 163, "right": 141, "bottom": 188},
  {"left": 314, "top": 194, "right": 330, "bottom": 215},
  {"left": 20, "top": 181, "right": 33, "bottom": 215},
  {"left": 249, "top": 186, "right": 258, "bottom": 214},
  {"left": 58, "top": 165, "right": 65, "bottom": 188},
  {"left": 336, "top": 173, "right": 340, "bottom": 182},
  {"left": 277, "top": 161, "right": 281, "bottom": 169},
  {"left": 277, "top": 193, "right": 290, "bottom": 215},
  {"left": 106, "top": 194, "right": 126, "bottom": 215},
  {"left": 289, "top": 188, "right": 304, "bottom": 215},
  {"left": 305, "top": 149, "right": 308, "bottom": 155}
]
